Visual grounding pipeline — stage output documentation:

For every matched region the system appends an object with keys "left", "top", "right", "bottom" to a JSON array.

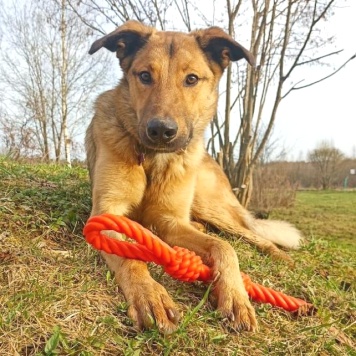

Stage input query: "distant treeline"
[{"left": 262, "top": 159, "right": 356, "bottom": 189}]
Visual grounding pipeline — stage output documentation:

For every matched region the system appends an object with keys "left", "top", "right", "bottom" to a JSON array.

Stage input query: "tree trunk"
[{"left": 61, "top": 0, "right": 71, "bottom": 167}]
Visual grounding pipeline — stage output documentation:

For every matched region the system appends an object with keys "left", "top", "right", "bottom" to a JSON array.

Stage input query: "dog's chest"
[{"left": 142, "top": 153, "right": 187, "bottom": 187}]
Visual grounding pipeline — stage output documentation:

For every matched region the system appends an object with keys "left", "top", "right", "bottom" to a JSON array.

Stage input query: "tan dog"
[{"left": 86, "top": 20, "right": 303, "bottom": 334}]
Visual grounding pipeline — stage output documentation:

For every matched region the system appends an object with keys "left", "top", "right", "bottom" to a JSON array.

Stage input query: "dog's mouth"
[{"left": 138, "top": 134, "right": 192, "bottom": 153}]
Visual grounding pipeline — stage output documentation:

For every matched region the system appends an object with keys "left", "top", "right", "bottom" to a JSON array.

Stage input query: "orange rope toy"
[{"left": 83, "top": 214, "right": 314, "bottom": 314}]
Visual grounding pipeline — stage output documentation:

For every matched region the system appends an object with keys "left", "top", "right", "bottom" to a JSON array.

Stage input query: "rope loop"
[
  {"left": 164, "top": 246, "right": 211, "bottom": 282},
  {"left": 83, "top": 214, "right": 315, "bottom": 314}
]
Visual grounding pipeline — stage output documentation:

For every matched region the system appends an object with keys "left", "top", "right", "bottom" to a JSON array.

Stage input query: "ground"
[{"left": 0, "top": 157, "right": 355, "bottom": 355}]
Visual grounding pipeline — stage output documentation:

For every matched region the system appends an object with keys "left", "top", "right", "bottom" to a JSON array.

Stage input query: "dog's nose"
[{"left": 146, "top": 119, "right": 178, "bottom": 143}]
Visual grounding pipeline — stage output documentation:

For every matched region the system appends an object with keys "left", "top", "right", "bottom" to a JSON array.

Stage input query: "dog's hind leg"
[{"left": 192, "top": 154, "right": 302, "bottom": 262}]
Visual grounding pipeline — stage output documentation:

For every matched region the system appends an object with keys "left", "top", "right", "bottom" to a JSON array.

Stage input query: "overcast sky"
[{"left": 273, "top": 2, "right": 356, "bottom": 160}]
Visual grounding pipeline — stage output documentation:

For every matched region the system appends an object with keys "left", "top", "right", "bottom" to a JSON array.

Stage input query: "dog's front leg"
[
  {"left": 180, "top": 225, "right": 256, "bottom": 331},
  {"left": 102, "top": 252, "right": 179, "bottom": 333},
  {"left": 90, "top": 158, "right": 180, "bottom": 334},
  {"left": 208, "top": 238, "right": 257, "bottom": 332}
]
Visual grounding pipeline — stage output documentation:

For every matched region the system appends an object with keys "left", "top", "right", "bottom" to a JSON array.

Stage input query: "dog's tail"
[{"left": 243, "top": 214, "right": 303, "bottom": 250}]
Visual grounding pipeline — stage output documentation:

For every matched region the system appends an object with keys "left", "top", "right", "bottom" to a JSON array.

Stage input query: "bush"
[{"left": 249, "top": 163, "right": 298, "bottom": 213}]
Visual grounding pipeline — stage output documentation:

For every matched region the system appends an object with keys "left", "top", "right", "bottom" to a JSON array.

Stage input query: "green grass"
[
  {"left": 0, "top": 157, "right": 355, "bottom": 355},
  {"left": 271, "top": 190, "right": 356, "bottom": 250}
]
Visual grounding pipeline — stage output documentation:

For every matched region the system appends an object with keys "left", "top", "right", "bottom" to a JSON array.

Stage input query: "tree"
[
  {"left": 206, "top": 0, "right": 355, "bottom": 206},
  {"left": 66, "top": 0, "right": 354, "bottom": 201},
  {"left": 67, "top": 0, "right": 174, "bottom": 32},
  {"left": 0, "top": 0, "right": 110, "bottom": 164},
  {"left": 308, "top": 141, "right": 345, "bottom": 189}
]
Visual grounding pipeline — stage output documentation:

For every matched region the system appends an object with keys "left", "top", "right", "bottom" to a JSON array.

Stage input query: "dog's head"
[{"left": 90, "top": 21, "right": 254, "bottom": 153}]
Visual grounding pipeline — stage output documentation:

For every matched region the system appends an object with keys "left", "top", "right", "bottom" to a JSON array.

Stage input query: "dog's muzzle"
[
  {"left": 139, "top": 118, "right": 191, "bottom": 152},
  {"left": 146, "top": 118, "right": 178, "bottom": 144}
]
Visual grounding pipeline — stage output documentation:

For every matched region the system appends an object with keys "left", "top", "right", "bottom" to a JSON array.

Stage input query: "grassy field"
[{"left": 0, "top": 157, "right": 355, "bottom": 355}]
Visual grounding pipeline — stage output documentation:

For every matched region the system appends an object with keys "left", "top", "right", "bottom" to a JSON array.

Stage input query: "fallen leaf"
[{"left": 328, "top": 326, "right": 354, "bottom": 348}]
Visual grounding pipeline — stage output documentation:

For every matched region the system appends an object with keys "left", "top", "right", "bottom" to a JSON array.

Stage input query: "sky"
[
  {"left": 1, "top": 0, "right": 355, "bottom": 161},
  {"left": 273, "top": 2, "right": 356, "bottom": 160}
]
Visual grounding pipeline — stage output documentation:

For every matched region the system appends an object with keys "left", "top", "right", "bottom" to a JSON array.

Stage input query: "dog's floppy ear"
[
  {"left": 193, "top": 27, "right": 255, "bottom": 69},
  {"left": 89, "top": 20, "right": 154, "bottom": 64}
]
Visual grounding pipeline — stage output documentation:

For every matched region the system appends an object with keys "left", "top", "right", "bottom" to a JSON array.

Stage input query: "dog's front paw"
[
  {"left": 213, "top": 276, "right": 257, "bottom": 332},
  {"left": 125, "top": 279, "right": 180, "bottom": 334}
]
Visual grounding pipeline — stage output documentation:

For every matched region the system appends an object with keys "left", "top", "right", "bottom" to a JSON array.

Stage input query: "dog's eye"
[
  {"left": 185, "top": 74, "right": 199, "bottom": 86},
  {"left": 139, "top": 71, "right": 152, "bottom": 84}
]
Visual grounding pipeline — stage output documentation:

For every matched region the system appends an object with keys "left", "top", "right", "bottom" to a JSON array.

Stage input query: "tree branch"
[
  {"left": 283, "top": 52, "right": 356, "bottom": 98},
  {"left": 296, "top": 49, "right": 343, "bottom": 67}
]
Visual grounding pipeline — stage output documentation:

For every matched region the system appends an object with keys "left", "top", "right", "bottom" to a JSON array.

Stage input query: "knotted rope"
[{"left": 83, "top": 214, "right": 314, "bottom": 314}]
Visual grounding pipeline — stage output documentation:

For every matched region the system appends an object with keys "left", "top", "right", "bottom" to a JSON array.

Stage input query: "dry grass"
[
  {"left": 249, "top": 164, "right": 298, "bottom": 213},
  {"left": 0, "top": 157, "right": 355, "bottom": 355}
]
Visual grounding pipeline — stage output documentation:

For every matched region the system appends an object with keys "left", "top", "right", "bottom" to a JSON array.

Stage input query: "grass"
[
  {"left": 0, "top": 157, "right": 355, "bottom": 355},
  {"left": 271, "top": 190, "right": 356, "bottom": 249}
]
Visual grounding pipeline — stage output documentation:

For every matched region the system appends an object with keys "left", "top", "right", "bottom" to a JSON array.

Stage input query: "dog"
[{"left": 86, "top": 20, "right": 303, "bottom": 334}]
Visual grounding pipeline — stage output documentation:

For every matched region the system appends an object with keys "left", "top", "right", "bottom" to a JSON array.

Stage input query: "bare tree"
[
  {"left": 67, "top": 0, "right": 175, "bottom": 32},
  {"left": 60, "top": 0, "right": 71, "bottom": 166},
  {"left": 0, "top": 4, "right": 52, "bottom": 160},
  {"left": 0, "top": 0, "right": 110, "bottom": 163},
  {"left": 206, "top": 0, "right": 355, "bottom": 206},
  {"left": 308, "top": 141, "right": 345, "bottom": 189},
  {"left": 0, "top": 110, "right": 40, "bottom": 159}
]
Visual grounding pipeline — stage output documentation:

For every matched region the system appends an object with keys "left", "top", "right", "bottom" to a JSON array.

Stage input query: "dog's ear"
[
  {"left": 193, "top": 27, "right": 255, "bottom": 69},
  {"left": 89, "top": 20, "right": 154, "bottom": 65}
]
